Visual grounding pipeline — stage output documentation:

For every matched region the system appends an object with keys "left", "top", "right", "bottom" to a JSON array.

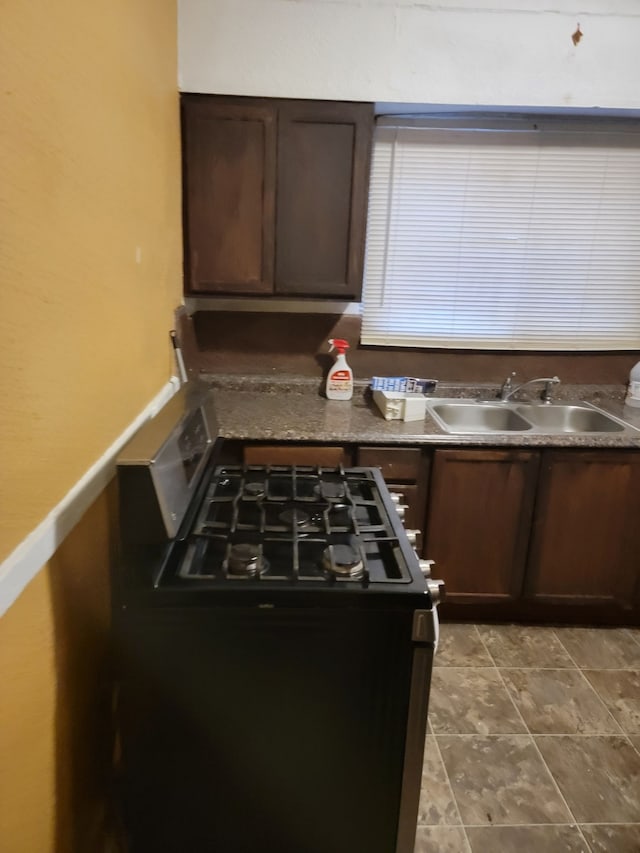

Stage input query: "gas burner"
[
  {"left": 314, "top": 482, "right": 346, "bottom": 501},
  {"left": 227, "top": 543, "right": 268, "bottom": 577},
  {"left": 322, "top": 543, "right": 365, "bottom": 579},
  {"left": 244, "top": 482, "right": 265, "bottom": 499},
  {"left": 279, "top": 508, "right": 311, "bottom": 529}
]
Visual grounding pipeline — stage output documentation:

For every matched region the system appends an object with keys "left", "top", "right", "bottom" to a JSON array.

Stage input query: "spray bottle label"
[{"left": 330, "top": 370, "right": 351, "bottom": 382}]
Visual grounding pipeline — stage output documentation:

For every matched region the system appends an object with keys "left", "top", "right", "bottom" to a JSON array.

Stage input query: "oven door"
[{"left": 114, "top": 602, "right": 434, "bottom": 853}]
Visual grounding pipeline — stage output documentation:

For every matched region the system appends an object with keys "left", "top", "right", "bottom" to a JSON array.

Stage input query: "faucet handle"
[
  {"left": 542, "top": 376, "right": 561, "bottom": 402},
  {"left": 500, "top": 372, "right": 516, "bottom": 400}
]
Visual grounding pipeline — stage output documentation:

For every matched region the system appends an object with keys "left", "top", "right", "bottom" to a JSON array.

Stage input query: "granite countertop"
[{"left": 204, "top": 375, "right": 640, "bottom": 449}]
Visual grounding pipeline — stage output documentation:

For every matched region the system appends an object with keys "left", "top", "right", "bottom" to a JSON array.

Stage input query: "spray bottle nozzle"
[{"left": 328, "top": 338, "right": 349, "bottom": 354}]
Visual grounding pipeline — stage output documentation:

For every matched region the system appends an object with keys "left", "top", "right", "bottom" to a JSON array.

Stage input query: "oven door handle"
[{"left": 412, "top": 603, "right": 440, "bottom": 650}]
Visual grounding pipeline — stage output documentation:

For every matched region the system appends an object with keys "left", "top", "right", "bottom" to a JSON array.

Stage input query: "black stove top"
[{"left": 155, "top": 464, "right": 427, "bottom": 595}]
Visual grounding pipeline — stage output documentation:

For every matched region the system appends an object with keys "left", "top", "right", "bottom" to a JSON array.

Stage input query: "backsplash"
[{"left": 178, "top": 309, "right": 638, "bottom": 386}]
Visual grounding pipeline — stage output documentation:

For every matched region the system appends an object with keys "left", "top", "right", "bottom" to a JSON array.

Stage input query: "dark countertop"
[{"left": 204, "top": 375, "right": 640, "bottom": 449}]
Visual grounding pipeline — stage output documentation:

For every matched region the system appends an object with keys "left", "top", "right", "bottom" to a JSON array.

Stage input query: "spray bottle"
[
  {"left": 625, "top": 360, "right": 640, "bottom": 408},
  {"left": 326, "top": 339, "right": 353, "bottom": 400}
]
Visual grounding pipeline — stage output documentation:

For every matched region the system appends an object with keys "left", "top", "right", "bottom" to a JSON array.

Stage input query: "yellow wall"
[
  {"left": 0, "top": 0, "right": 182, "bottom": 562},
  {"left": 0, "top": 2, "right": 180, "bottom": 850},
  {"left": 0, "top": 488, "right": 115, "bottom": 852}
]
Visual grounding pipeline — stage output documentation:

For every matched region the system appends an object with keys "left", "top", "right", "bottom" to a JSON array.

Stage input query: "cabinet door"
[
  {"left": 526, "top": 450, "right": 640, "bottom": 608},
  {"left": 275, "top": 101, "right": 373, "bottom": 298},
  {"left": 182, "top": 96, "right": 276, "bottom": 294},
  {"left": 424, "top": 449, "right": 540, "bottom": 604}
]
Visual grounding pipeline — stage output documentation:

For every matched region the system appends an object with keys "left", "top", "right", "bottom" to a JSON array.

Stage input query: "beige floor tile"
[
  {"left": 477, "top": 624, "right": 575, "bottom": 668},
  {"left": 583, "top": 669, "right": 640, "bottom": 734},
  {"left": 413, "top": 825, "right": 471, "bottom": 852},
  {"left": 417, "top": 736, "right": 460, "bottom": 826},
  {"left": 434, "top": 623, "right": 493, "bottom": 667},
  {"left": 421, "top": 626, "right": 640, "bottom": 844},
  {"left": 501, "top": 668, "right": 621, "bottom": 734},
  {"left": 437, "top": 734, "right": 572, "bottom": 826},
  {"left": 553, "top": 627, "right": 640, "bottom": 669},
  {"left": 465, "top": 824, "right": 589, "bottom": 852},
  {"left": 536, "top": 734, "right": 640, "bottom": 823},
  {"left": 430, "top": 668, "right": 526, "bottom": 734},
  {"left": 627, "top": 627, "right": 640, "bottom": 645},
  {"left": 580, "top": 823, "right": 640, "bottom": 852}
]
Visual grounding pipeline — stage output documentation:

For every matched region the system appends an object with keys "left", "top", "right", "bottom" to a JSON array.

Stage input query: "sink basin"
[
  {"left": 515, "top": 404, "right": 625, "bottom": 433},
  {"left": 425, "top": 399, "right": 636, "bottom": 436},
  {"left": 430, "top": 403, "right": 532, "bottom": 433}
]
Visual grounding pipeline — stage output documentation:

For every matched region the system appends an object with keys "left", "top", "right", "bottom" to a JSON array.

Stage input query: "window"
[{"left": 361, "top": 116, "right": 640, "bottom": 350}]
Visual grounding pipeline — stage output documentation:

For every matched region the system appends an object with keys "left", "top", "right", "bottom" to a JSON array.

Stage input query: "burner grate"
[{"left": 173, "top": 465, "right": 415, "bottom": 586}]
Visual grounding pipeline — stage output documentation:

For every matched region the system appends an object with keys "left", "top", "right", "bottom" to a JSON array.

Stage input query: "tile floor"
[{"left": 416, "top": 623, "right": 640, "bottom": 852}]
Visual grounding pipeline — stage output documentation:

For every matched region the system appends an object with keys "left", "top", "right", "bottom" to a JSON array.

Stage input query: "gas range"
[
  {"left": 113, "top": 384, "right": 444, "bottom": 853},
  {"left": 115, "top": 384, "right": 443, "bottom": 607},
  {"left": 158, "top": 464, "right": 431, "bottom": 595}
]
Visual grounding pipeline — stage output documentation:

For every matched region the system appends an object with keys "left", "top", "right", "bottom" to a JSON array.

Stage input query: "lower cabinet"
[
  {"left": 425, "top": 447, "right": 640, "bottom": 622},
  {"left": 526, "top": 450, "right": 640, "bottom": 609},
  {"left": 423, "top": 449, "right": 540, "bottom": 604}
]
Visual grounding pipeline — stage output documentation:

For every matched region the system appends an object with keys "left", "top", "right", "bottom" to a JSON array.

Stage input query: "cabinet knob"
[{"left": 389, "top": 492, "right": 404, "bottom": 505}]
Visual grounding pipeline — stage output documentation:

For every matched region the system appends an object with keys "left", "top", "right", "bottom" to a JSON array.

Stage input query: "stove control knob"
[
  {"left": 419, "top": 559, "right": 434, "bottom": 578},
  {"left": 389, "top": 492, "right": 404, "bottom": 505},
  {"left": 427, "top": 578, "right": 446, "bottom": 606},
  {"left": 395, "top": 504, "right": 409, "bottom": 521},
  {"left": 405, "top": 529, "right": 421, "bottom": 546}
]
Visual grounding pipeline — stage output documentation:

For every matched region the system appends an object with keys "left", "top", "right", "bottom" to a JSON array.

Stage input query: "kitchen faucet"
[{"left": 499, "top": 373, "right": 561, "bottom": 403}]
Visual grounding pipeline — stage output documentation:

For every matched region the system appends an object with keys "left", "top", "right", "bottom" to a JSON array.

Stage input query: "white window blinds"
[{"left": 361, "top": 117, "right": 640, "bottom": 350}]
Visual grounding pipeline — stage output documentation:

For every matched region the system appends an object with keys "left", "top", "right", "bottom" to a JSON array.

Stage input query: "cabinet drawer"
[
  {"left": 357, "top": 447, "right": 423, "bottom": 481},
  {"left": 244, "top": 444, "right": 351, "bottom": 467}
]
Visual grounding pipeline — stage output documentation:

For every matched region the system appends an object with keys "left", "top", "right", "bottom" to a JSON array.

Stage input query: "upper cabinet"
[
  {"left": 181, "top": 98, "right": 276, "bottom": 294},
  {"left": 181, "top": 95, "right": 373, "bottom": 299}
]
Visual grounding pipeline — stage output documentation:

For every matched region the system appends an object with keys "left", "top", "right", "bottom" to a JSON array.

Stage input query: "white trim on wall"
[{"left": 0, "top": 376, "right": 181, "bottom": 618}]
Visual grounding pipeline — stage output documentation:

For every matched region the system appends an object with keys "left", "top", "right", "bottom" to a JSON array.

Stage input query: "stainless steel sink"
[
  {"left": 515, "top": 403, "right": 625, "bottom": 433},
  {"left": 426, "top": 399, "right": 637, "bottom": 436},
  {"left": 430, "top": 403, "right": 532, "bottom": 433}
]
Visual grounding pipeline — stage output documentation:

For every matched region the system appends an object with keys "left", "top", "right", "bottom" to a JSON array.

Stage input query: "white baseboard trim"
[{"left": 0, "top": 376, "right": 181, "bottom": 618}]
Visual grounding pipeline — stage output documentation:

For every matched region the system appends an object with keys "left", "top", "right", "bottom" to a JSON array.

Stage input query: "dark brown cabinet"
[
  {"left": 423, "top": 449, "right": 540, "bottom": 605},
  {"left": 242, "top": 444, "right": 352, "bottom": 468},
  {"left": 182, "top": 98, "right": 276, "bottom": 294},
  {"left": 425, "top": 446, "right": 640, "bottom": 622},
  {"left": 526, "top": 450, "right": 640, "bottom": 609},
  {"left": 182, "top": 95, "right": 373, "bottom": 299}
]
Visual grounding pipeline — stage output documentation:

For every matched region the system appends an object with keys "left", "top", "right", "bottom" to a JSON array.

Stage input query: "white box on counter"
[{"left": 373, "top": 389, "right": 429, "bottom": 422}]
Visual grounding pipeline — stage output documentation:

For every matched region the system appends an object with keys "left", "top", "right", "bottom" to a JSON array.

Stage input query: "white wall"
[{"left": 178, "top": 0, "right": 640, "bottom": 109}]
